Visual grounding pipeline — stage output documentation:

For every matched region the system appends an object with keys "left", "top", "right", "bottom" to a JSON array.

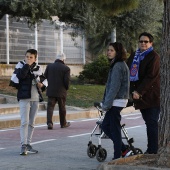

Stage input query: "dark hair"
[
  {"left": 109, "top": 42, "right": 127, "bottom": 61},
  {"left": 139, "top": 32, "right": 154, "bottom": 42},
  {"left": 25, "top": 49, "right": 38, "bottom": 58}
]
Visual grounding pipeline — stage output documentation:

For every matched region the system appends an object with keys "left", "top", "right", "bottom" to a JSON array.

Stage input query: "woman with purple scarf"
[{"left": 127, "top": 32, "right": 160, "bottom": 154}]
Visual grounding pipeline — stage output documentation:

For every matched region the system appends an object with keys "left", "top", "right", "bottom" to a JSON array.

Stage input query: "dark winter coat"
[
  {"left": 16, "top": 64, "right": 33, "bottom": 99},
  {"left": 10, "top": 61, "right": 47, "bottom": 101},
  {"left": 127, "top": 50, "right": 160, "bottom": 109},
  {"left": 44, "top": 59, "right": 70, "bottom": 98}
]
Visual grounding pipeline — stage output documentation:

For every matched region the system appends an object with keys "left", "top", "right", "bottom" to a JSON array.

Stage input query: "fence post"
[
  {"left": 82, "top": 34, "right": 86, "bottom": 64},
  {"left": 111, "top": 28, "right": 116, "bottom": 43},
  {"left": 57, "top": 22, "right": 65, "bottom": 55},
  {"left": 35, "top": 23, "right": 38, "bottom": 63},
  {"left": 6, "top": 14, "right": 9, "bottom": 64}
]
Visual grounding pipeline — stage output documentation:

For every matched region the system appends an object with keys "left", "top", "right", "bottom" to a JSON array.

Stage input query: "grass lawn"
[
  {"left": 0, "top": 77, "right": 105, "bottom": 108},
  {"left": 66, "top": 84, "right": 105, "bottom": 108}
]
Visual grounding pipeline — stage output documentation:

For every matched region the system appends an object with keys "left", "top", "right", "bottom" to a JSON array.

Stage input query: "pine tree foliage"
[
  {"left": 75, "top": 0, "right": 139, "bottom": 16},
  {"left": 0, "top": 0, "right": 58, "bottom": 25},
  {"left": 86, "top": 0, "right": 163, "bottom": 55}
]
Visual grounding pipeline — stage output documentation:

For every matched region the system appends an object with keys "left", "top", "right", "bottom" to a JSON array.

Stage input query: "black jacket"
[
  {"left": 44, "top": 59, "right": 70, "bottom": 98},
  {"left": 16, "top": 64, "right": 34, "bottom": 100},
  {"left": 10, "top": 61, "right": 46, "bottom": 101}
]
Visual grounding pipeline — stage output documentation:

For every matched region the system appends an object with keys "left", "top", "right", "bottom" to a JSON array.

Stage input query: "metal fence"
[{"left": 0, "top": 15, "right": 85, "bottom": 65}]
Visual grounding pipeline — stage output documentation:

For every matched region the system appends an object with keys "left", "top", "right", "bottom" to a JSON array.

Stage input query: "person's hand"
[
  {"left": 132, "top": 91, "right": 140, "bottom": 99},
  {"left": 100, "top": 102, "right": 103, "bottom": 108},
  {"left": 101, "top": 105, "right": 108, "bottom": 112},
  {"left": 37, "top": 82, "right": 43, "bottom": 89}
]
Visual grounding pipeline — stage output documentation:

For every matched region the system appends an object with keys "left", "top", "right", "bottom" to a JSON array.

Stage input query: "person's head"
[
  {"left": 107, "top": 42, "right": 127, "bottom": 61},
  {"left": 138, "top": 32, "right": 153, "bottom": 52},
  {"left": 56, "top": 52, "right": 66, "bottom": 61},
  {"left": 25, "top": 49, "right": 37, "bottom": 65}
]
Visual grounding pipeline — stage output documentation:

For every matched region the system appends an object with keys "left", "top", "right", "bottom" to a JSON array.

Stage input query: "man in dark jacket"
[
  {"left": 44, "top": 53, "right": 71, "bottom": 129},
  {"left": 127, "top": 32, "right": 160, "bottom": 154}
]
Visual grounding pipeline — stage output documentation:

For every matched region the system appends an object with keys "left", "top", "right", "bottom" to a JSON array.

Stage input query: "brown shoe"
[
  {"left": 48, "top": 123, "right": 53, "bottom": 130},
  {"left": 61, "top": 122, "right": 71, "bottom": 128}
]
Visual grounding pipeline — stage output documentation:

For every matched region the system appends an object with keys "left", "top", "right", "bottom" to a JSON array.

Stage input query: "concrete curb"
[
  {"left": 0, "top": 94, "right": 18, "bottom": 104},
  {"left": 0, "top": 109, "right": 99, "bottom": 129}
]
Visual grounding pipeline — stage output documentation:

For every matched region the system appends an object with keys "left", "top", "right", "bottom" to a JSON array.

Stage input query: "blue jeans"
[
  {"left": 140, "top": 107, "right": 160, "bottom": 154},
  {"left": 101, "top": 106, "right": 126, "bottom": 159}
]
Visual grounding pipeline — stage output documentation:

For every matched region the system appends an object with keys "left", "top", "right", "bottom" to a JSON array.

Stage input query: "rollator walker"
[{"left": 87, "top": 102, "right": 143, "bottom": 162}]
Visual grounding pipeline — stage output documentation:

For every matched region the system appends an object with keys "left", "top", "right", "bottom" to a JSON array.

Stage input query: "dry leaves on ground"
[{"left": 108, "top": 154, "right": 165, "bottom": 168}]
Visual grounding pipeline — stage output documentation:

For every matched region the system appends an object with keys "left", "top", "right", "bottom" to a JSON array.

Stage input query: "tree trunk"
[{"left": 158, "top": 0, "right": 170, "bottom": 167}]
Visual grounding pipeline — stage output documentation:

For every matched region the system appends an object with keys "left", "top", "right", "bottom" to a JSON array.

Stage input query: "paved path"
[{"left": 0, "top": 112, "right": 148, "bottom": 170}]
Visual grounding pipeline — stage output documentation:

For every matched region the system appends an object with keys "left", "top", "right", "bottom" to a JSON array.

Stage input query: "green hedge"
[{"left": 79, "top": 55, "right": 110, "bottom": 84}]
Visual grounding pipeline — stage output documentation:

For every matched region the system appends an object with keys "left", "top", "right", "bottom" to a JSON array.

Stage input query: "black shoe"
[
  {"left": 27, "top": 144, "right": 38, "bottom": 154},
  {"left": 144, "top": 150, "right": 157, "bottom": 154},
  {"left": 48, "top": 123, "right": 53, "bottom": 130},
  {"left": 61, "top": 122, "right": 71, "bottom": 128}
]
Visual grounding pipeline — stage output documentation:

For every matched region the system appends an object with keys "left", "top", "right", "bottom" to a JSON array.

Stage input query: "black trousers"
[
  {"left": 102, "top": 106, "right": 127, "bottom": 159},
  {"left": 47, "top": 97, "right": 66, "bottom": 127},
  {"left": 140, "top": 107, "right": 160, "bottom": 154}
]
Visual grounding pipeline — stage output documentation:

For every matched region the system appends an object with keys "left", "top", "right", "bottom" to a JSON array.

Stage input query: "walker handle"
[{"left": 94, "top": 102, "right": 101, "bottom": 108}]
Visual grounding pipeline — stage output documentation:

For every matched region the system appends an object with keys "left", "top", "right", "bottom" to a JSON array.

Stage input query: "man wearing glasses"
[{"left": 127, "top": 32, "right": 160, "bottom": 154}]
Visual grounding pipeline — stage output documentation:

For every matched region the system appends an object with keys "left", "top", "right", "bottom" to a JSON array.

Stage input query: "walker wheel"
[
  {"left": 87, "top": 144, "right": 97, "bottom": 158},
  {"left": 96, "top": 148, "right": 107, "bottom": 162},
  {"left": 130, "top": 148, "right": 143, "bottom": 156}
]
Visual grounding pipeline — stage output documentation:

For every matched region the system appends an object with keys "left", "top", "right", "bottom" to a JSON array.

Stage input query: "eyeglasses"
[{"left": 139, "top": 40, "right": 150, "bottom": 44}]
